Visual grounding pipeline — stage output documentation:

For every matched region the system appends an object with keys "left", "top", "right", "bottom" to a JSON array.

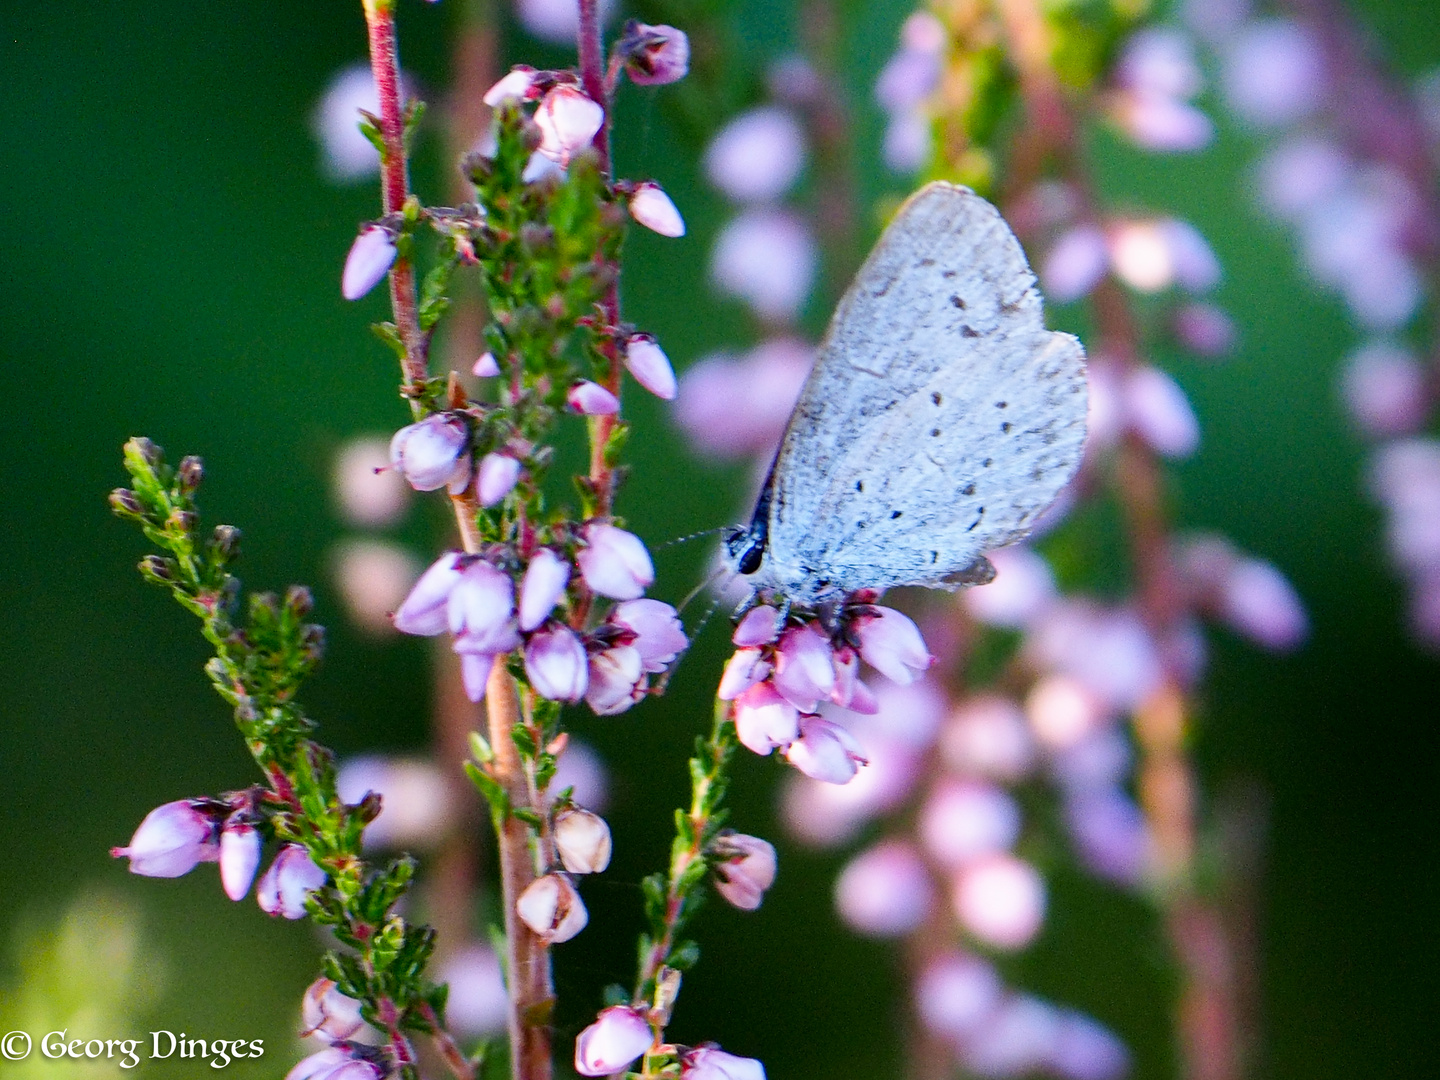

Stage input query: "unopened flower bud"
[
  {"left": 681, "top": 1046, "right": 766, "bottom": 1080},
  {"left": 342, "top": 225, "right": 398, "bottom": 301},
  {"left": 257, "top": 843, "right": 327, "bottom": 920},
  {"left": 516, "top": 872, "right": 588, "bottom": 943},
  {"left": 211, "top": 524, "right": 241, "bottom": 561},
  {"left": 574, "top": 1006, "right": 653, "bottom": 1077},
  {"left": 472, "top": 351, "right": 502, "bottom": 377},
  {"left": 389, "top": 414, "right": 472, "bottom": 493},
  {"left": 535, "top": 86, "right": 605, "bottom": 165},
  {"left": 578, "top": 523, "right": 655, "bottom": 600},
  {"left": 448, "top": 559, "right": 520, "bottom": 653},
  {"left": 111, "top": 800, "right": 219, "bottom": 878},
  {"left": 393, "top": 551, "right": 466, "bottom": 636},
  {"left": 628, "top": 182, "right": 686, "bottom": 237},
  {"left": 567, "top": 380, "right": 621, "bottom": 415},
  {"left": 300, "top": 978, "right": 367, "bottom": 1043},
  {"left": 477, "top": 452, "right": 522, "bottom": 507},
  {"left": 524, "top": 624, "right": 590, "bottom": 703},
  {"left": 554, "top": 808, "right": 613, "bottom": 874},
  {"left": 622, "top": 22, "right": 691, "bottom": 87},
  {"left": 219, "top": 816, "right": 262, "bottom": 900},
  {"left": 109, "top": 488, "right": 144, "bottom": 518},
  {"left": 732, "top": 605, "right": 781, "bottom": 647},
  {"left": 718, "top": 647, "right": 770, "bottom": 701},
  {"left": 285, "top": 1047, "right": 382, "bottom": 1080},
  {"left": 711, "top": 832, "right": 776, "bottom": 911},
  {"left": 139, "top": 554, "right": 176, "bottom": 583},
  {"left": 772, "top": 621, "right": 836, "bottom": 711},
  {"left": 177, "top": 455, "right": 205, "bottom": 491},
  {"left": 623, "top": 334, "right": 678, "bottom": 400},
  {"left": 520, "top": 548, "right": 571, "bottom": 632},
  {"left": 853, "top": 606, "right": 933, "bottom": 684}
]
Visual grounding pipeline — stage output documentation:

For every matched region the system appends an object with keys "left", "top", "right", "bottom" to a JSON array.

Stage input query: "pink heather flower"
[
  {"left": 919, "top": 781, "right": 1021, "bottom": 868},
  {"left": 554, "top": 808, "right": 613, "bottom": 874},
  {"left": 611, "top": 599, "right": 687, "bottom": 672},
  {"left": 710, "top": 208, "right": 817, "bottom": 323},
  {"left": 336, "top": 755, "right": 453, "bottom": 849},
  {"left": 711, "top": 832, "right": 777, "bottom": 911},
  {"left": 829, "top": 647, "right": 878, "bottom": 714},
  {"left": 1063, "top": 788, "right": 1152, "bottom": 887},
  {"left": 1173, "top": 301, "right": 1237, "bottom": 357},
  {"left": 524, "top": 624, "right": 590, "bottom": 703},
  {"left": 1218, "top": 556, "right": 1309, "bottom": 651},
  {"left": 535, "top": 86, "right": 604, "bottom": 166},
  {"left": 482, "top": 66, "right": 538, "bottom": 106},
  {"left": 704, "top": 106, "right": 806, "bottom": 203},
  {"left": 628, "top": 181, "right": 686, "bottom": 237},
  {"left": 389, "top": 414, "right": 472, "bottom": 493},
  {"left": 578, "top": 524, "right": 654, "bottom": 600},
  {"left": 312, "top": 65, "right": 383, "bottom": 182},
  {"left": 732, "top": 681, "right": 801, "bottom": 755},
  {"left": 939, "top": 694, "right": 1036, "bottom": 782},
  {"left": 285, "top": 1048, "right": 360, "bottom": 1080},
  {"left": 435, "top": 944, "right": 508, "bottom": 1038},
  {"left": 519, "top": 548, "right": 571, "bottom": 632},
  {"left": 1051, "top": 730, "right": 1133, "bottom": 793},
  {"left": 1257, "top": 137, "right": 1351, "bottom": 221},
  {"left": 393, "top": 551, "right": 465, "bottom": 635},
  {"left": 1024, "top": 674, "right": 1109, "bottom": 750},
  {"left": 623, "top": 334, "right": 678, "bottom": 400},
  {"left": 953, "top": 853, "right": 1046, "bottom": 950},
  {"left": 883, "top": 110, "right": 931, "bottom": 174},
  {"left": 875, "top": 20, "right": 943, "bottom": 113},
  {"left": 586, "top": 645, "right": 644, "bottom": 715},
  {"left": 447, "top": 559, "right": 520, "bottom": 652},
  {"left": 1341, "top": 342, "right": 1429, "bottom": 438},
  {"left": 111, "top": 800, "right": 218, "bottom": 878},
  {"left": 567, "top": 380, "right": 620, "bottom": 415},
  {"left": 622, "top": 23, "right": 690, "bottom": 87},
  {"left": 1110, "top": 92, "right": 1214, "bottom": 152},
  {"left": 516, "top": 0, "right": 618, "bottom": 46},
  {"left": 1124, "top": 365, "right": 1200, "bottom": 459},
  {"left": 717, "top": 647, "right": 771, "bottom": 701},
  {"left": 257, "top": 844, "right": 327, "bottom": 920},
  {"left": 733, "top": 605, "right": 781, "bottom": 647},
  {"left": 472, "top": 351, "right": 502, "bottom": 377},
  {"left": 1106, "top": 220, "right": 1174, "bottom": 293},
  {"left": 517, "top": 872, "right": 588, "bottom": 943},
  {"left": 459, "top": 652, "right": 498, "bottom": 703},
  {"left": 219, "top": 818, "right": 262, "bottom": 901},
  {"left": 334, "top": 538, "right": 421, "bottom": 634},
  {"left": 1029, "top": 601, "right": 1164, "bottom": 711},
  {"left": 772, "top": 621, "right": 836, "bottom": 710},
  {"left": 477, "top": 453, "right": 521, "bottom": 507},
  {"left": 1048, "top": 1011, "right": 1131, "bottom": 1080},
  {"left": 1221, "top": 18, "right": 1326, "bottom": 129},
  {"left": 674, "top": 339, "right": 813, "bottom": 459},
  {"left": 784, "top": 716, "right": 868, "bottom": 784},
  {"left": 915, "top": 952, "right": 1003, "bottom": 1039},
  {"left": 962, "top": 995, "right": 1061, "bottom": 1078},
  {"left": 574, "top": 1006, "right": 653, "bottom": 1077},
  {"left": 301, "top": 978, "right": 367, "bottom": 1043},
  {"left": 834, "top": 838, "right": 933, "bottom": 937},
  {"left": 853, "top": 606, "right": 933, "bottom": 684},
  {"left": 682, "top": 1047, "right": 767, "bottom": 1080},
  {"left": 333, "top": 436, "right": 409, "bottom": 528},
  {"left": 342, "top": 226, "right": 398, "bottom": 301},
  {"left": 781, "top": 733, "right": 921, "bottom": 848},
  {"left": 1041, "top": 225, "right": 1109, "bottom": 304}
]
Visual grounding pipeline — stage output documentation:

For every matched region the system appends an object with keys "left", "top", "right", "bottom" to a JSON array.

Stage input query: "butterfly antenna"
[
  {"left": 656, "top": 525, "right": 730, "bottom": 551},
  {"left": 650, "top": 567, "right": 736, "bottom": 696}
]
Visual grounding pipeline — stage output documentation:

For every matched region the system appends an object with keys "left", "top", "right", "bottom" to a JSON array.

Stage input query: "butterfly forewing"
[{"left": 760, "top": 182, "right": 1087, "bottom": 599}]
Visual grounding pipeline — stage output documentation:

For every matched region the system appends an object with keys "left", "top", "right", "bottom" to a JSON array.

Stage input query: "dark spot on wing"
[
  {"left": 920, "top": 258, "right": 936, "bottom": 267},
  {"left": 961, "top": 325, "right": 980, "bottom": 338},
  {"left": 943, "top": 269, "right": 957, "bottom": 279},
  {"left": 983, "top": 458, "right": 993, "bottom": 468},
  {"left": 890, "top": 510, "right": 902, "bottom": 519},
  {"left": 930, "top": 428, "right": 941, "bottom": 437},
  {"left": 1001, "top": 422, "right": 1012, "bottom": 433},
  {"left": 856, "top": 480, "right": 864, "bottom": 493},
  {"left": 932, "top": 392, "right": 942, "bottom": 405},
  {"left": 996, "top": 401, "right": 1008, "bottom": 409},
  {"left": 950, "top": 295, "right": 966, "bottom": 309},
  {"left": 930, "top": 551, "right": 938, "bottom": 563},
  {"left": 966, "top": 508, "right": 986, "bottom": 532},
  {"left": 961, "top": 482, "right": 975, "bottom": 496}
]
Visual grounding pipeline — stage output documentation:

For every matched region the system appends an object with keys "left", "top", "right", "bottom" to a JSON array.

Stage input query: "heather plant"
[{"left": 101, "top": 3, "right": 1427, "bottom": 1080}]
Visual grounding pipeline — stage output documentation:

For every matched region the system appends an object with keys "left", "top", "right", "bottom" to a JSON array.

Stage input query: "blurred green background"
[{"left": 0, "top": 2, "right": 1435, "bottom": 1079}]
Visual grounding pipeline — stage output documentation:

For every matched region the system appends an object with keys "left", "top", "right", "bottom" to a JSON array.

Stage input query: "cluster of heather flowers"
[{"left": 1181, "top": 0, "right": 1440, "bottom": 647}]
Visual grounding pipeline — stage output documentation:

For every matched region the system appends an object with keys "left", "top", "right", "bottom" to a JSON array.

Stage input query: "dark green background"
[{"left": 0, "top": 2, "right": 1434, "bottom": 1079}]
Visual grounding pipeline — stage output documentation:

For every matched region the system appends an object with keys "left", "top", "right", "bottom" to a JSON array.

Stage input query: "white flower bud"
[
  {"left": 553, "top": 808, "right": 613, "bottom": 874},
  {"left": 516, "top": 873, "right": 588, "bottom": 943}
]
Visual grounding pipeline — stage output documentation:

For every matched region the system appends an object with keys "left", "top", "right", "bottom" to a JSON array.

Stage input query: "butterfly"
[{"left": 725, "top": 182, "right": 1088, "bottom": 607}]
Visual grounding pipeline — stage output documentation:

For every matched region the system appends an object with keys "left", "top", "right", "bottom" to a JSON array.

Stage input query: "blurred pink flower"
[
  {"left": 834, "top": 839, "right": 933, "bottom": 936},
  {"left": 711, "top": 209, "right": 817, "bottom": 323},
  {"left": 952, "top": 853, "right": 1046, "bottom": 951},
  {"left": 674, "top": 339, "right": 812, "bottom": 458},
  {"left": 704, "top": 106, "right": 807, "bottom": 203}
]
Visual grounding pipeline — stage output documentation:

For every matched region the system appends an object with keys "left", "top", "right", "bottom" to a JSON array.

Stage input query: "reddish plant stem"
[
  {"left": 364, "top": 0, "right": 429, "bottom": 401},
  {"left": 993, "top": 2, "right": 1237, "bottom": 1078},
  {"left": 487, "top": 660, "right": 554, "bottom": 1080}
]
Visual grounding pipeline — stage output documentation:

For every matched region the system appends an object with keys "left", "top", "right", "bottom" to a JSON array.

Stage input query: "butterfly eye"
[{"left": 737, "top": 541, "right": 765, "bottom": 575}]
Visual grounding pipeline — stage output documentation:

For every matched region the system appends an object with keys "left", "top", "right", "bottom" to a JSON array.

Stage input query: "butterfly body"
[{"left": 728, "top": 182, "right": 1088, "bottom": 607}]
